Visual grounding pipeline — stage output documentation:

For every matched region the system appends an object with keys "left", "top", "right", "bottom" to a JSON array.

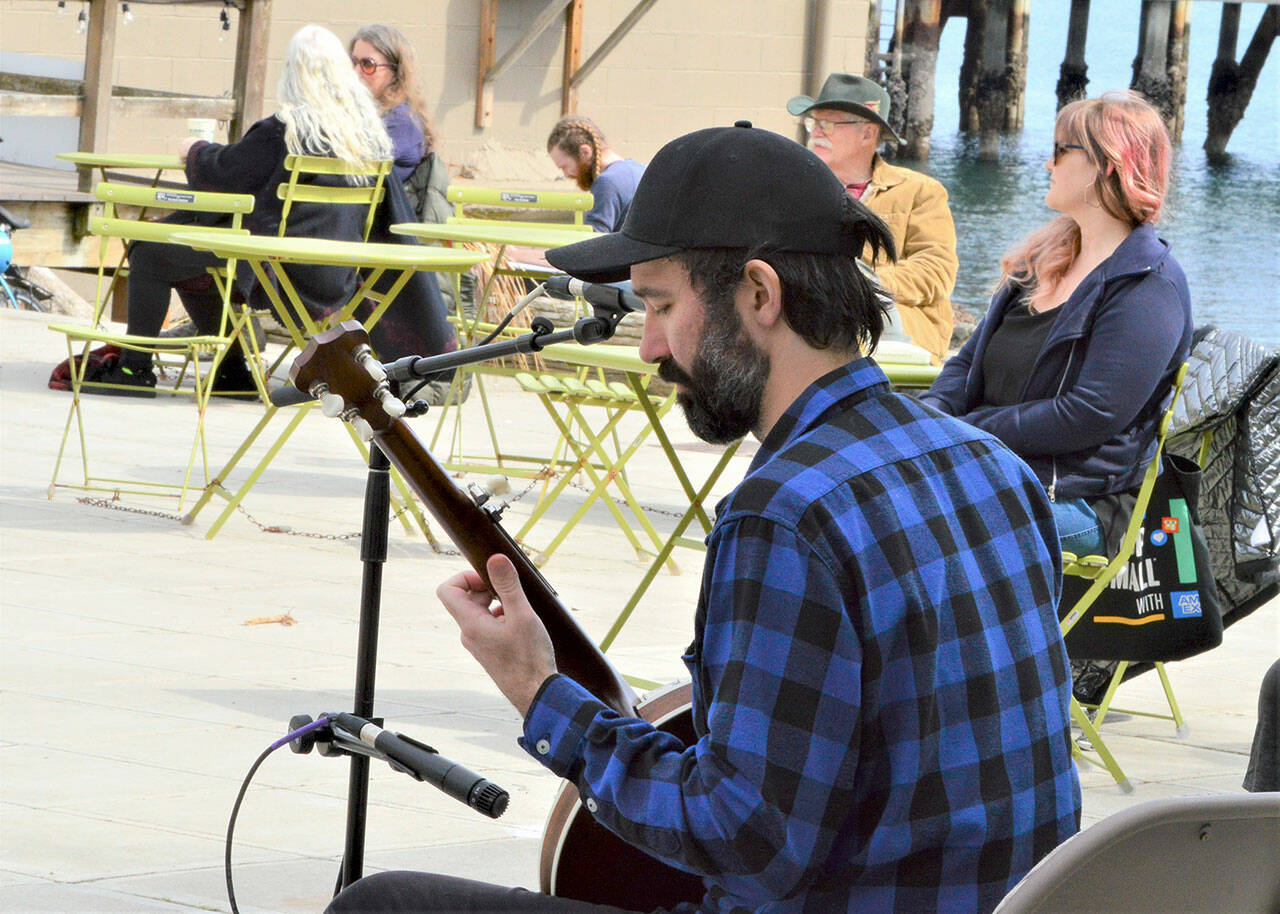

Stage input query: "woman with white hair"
[{"left": 87, "top": 24, "right": 455, "bottom": 398}]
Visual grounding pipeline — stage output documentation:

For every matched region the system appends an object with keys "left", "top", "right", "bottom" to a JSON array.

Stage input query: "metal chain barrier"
[
  {"left": 77, "top": 467, "right": 693, "bottom": 543},
  {"left": 76, "top": 497, "right": 185, "bottom": 522}
]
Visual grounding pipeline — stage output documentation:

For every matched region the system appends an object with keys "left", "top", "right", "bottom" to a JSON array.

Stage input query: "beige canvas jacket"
[{"left": 860, "top": 155, "right": 959, "bottom": 364}]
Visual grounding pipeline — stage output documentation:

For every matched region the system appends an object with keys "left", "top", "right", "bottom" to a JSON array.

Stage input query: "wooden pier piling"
[
  {"left": 958, "top": 0, "right": 1030, "bottom": 160},
  {"left": 897, "top": 0, "right": 944, "bottom": 160},
  {"left": 1205, "top": 2, "right": 1279, "bottom": 159},
  {"left": 1131, "top": 0, "right": 1192, "bottom": 142},
  {"left": 1056, "top": 0, "right": 1092, "bottom": 109}
]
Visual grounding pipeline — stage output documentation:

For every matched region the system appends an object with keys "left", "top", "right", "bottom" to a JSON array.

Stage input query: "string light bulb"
[
  {"left": 75, "top": 5, "right": 87, "bottom": 34},
  {"left": 121, "top": 2, "right": 133, "bottom": 25},
  {"left": 218, "top": 4, "right": 231, "bottom": 42},
  {"left": 56, "top": 0, "right": 67, "bottom": 17}
]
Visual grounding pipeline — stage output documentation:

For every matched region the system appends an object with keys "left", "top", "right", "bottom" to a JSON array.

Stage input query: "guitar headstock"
[{"left": 290, "top": 321, "right": 405, "bottom": 438}]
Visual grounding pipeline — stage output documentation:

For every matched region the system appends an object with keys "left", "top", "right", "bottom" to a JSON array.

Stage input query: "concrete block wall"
[{"left": 1, "top": 0, "right": 871, "bottom": 171}]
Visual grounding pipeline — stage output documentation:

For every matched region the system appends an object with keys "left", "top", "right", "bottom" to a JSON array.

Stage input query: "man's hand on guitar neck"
[{"left": 437, "top": 554, "right": 559, "bottom": 718}]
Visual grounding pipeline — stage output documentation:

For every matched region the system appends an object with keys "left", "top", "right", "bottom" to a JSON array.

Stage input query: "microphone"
[
  {"left": 543, "top": 275, "right": 645, "bottom": 313},
  {"left": 333, "top": 713, "right": 509, "bottom": 819}
]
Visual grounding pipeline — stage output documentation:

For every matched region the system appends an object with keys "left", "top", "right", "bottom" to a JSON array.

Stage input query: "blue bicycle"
[{"left": 0, "top": 204, "right": 53, "bottom": 312}]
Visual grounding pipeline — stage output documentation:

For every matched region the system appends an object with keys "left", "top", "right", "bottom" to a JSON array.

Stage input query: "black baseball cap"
[{"left": 546, "top": 121, "right": 852, "bottom": 284}]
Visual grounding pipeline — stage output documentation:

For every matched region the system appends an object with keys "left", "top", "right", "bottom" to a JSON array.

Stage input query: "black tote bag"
[{"left": 1062, "top": 453, "right": 1224, "bottom": 663}]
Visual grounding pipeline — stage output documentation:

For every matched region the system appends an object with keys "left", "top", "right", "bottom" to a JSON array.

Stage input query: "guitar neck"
[{"left": 374, "top": 420, "right": 638, "bottom": 718}]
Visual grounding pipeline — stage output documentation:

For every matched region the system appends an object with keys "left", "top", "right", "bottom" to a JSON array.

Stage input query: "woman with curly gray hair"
[{"left": 88, "top": 24, "right": 454, "bottom": 399}]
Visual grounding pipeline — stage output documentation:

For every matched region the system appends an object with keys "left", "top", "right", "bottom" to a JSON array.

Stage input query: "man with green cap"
[{"left": 788, "top": 72, "right": 958, "bottom": 364}]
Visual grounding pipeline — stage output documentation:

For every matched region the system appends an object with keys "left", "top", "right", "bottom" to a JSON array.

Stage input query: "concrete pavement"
[{"left": 1, "top": 308, "right": 1275, "bottom": 912}]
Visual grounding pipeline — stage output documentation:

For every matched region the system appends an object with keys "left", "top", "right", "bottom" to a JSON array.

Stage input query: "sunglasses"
[
  {"left": 351, "top": 56, "right": 394, "bottom": 76},
  {"left": 1052, "top": 142, "right": 1085, "bottom": 162},
  {"left": 802, "top": 116, "right": 869, "bottom": 134}
]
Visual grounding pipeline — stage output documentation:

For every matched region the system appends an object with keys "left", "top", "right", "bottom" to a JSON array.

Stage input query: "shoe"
[
  {"left": 210, "top": 357, "right": 260, "bottom": 401},
  {"left": 83, "top": 362, "right": 157, "bottom": 398},
  {"left": 159, "top": 319, "right": 198, "bottom": 339}
]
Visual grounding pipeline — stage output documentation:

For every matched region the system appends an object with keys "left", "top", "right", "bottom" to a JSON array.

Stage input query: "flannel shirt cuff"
[{"left": 519, "top": 674, "right": 605, "bottom": 778}]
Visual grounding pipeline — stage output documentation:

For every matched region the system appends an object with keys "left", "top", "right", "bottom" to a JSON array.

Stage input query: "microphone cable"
[
  {"left": 225, "top": 715, "right": 333, "bottom": 914},
  {"left": 399, "top": 283, "right": 547, "bottom": 404}
]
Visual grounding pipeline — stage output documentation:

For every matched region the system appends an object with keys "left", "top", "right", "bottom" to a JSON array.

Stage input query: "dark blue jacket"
[{"left": 919, "top": 223, "right": 1192, "bottom": 501}]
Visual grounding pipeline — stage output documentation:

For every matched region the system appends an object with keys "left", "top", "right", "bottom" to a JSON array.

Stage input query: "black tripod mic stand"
[{"left": 287, "top": 297, "right": 637, "bottom": 892}]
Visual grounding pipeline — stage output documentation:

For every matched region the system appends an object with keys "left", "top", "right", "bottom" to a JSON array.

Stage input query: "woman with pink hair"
[{"left": 921, "top": 91, "right": 1192, "bottom": 554}]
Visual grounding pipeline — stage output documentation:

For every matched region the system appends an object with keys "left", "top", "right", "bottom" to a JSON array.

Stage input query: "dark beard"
[{"left": 657, "top": 305, "right": 769, "bottom": 445}]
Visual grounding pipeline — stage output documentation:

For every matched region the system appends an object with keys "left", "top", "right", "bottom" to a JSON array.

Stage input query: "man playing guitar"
[{"left": 327, "top": 122, "right": 1081, "bottom": 913}]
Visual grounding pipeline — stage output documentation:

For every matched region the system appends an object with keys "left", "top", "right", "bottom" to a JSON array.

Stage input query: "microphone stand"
[
  {"left": 339, "top": 440, "right": 390, "bottom": 889},
  {"left": 322, "top": 298, "right": 634, "bottom": 893}
]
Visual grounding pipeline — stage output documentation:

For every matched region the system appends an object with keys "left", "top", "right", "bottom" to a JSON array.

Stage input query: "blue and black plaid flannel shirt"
[{"left": 522, "top": 359, "right": 1082, "bottom": 913}]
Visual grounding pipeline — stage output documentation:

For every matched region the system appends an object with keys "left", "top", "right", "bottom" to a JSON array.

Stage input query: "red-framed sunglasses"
[{"left": 351, "top": 56, "right": 393, "bottom": 76}]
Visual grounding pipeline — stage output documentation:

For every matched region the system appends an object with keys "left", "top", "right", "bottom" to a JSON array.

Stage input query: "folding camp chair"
[
  {"left": 48, "top": 182, "right": 256, "bottom": 509},
  {"left": 993, "top": 793, "right": 1280, "bottom": 913},
  {"left": 1059, "top": 364, "right": 1190, "bottom": 790}
]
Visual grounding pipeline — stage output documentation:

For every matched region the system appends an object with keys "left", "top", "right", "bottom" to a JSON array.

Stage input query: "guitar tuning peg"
[
  {"left": 319, "top": 391, "right": 345, "bottom": 418},
  {"left": 308, "top": 382, "right": 346, "bottom": 418},
  {"left": 483, "top": 475, "right": 511, "bottom": 497},
  {"left": 350, "top": 417, "right": 374, "bottom": 441},
  {"left": 377, "top": 387, "right": 406, "bottom": 418},
  {"left": 353, "top": 345, "right": 387, "bottom": 382}
]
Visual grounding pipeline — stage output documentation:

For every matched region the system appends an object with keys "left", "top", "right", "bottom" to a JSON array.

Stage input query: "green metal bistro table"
[
  {"left": 57, "top": 151, "right": 186, "bottom": 181},
  {"left": 390, "top": 221, "right": 593, "bottom": 250},
  {"left": 390, "top": 220, "right": 593, "bottom": 338},
  {"left": 169, "top": 230, "right": 487, "bottom": 540}
]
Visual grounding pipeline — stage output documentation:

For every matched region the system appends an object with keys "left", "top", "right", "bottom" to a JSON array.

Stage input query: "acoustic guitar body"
[{"left": 539, "top": 681, "right": 706, "bottom": 909}]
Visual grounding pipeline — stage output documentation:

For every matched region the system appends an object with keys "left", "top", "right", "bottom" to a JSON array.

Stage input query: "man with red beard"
[{"left": 327, "top": 122, "right": 1079, "bottom": 914}]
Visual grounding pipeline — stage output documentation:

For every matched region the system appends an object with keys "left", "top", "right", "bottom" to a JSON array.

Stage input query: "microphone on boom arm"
[{"left": 543, "top": 275, "right": 645, "bottom": 314}]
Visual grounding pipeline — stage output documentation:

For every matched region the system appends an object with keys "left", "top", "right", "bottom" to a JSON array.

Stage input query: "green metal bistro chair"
[
  {"left": 442, "top": 185, "right": 593, "bottom": 327},
  {"left": 1058, "top": 363, "right": 1190, "bottom": 791},
  {"left": 233, "top": 154, "right": 392, "bottom": 379},
  {"left": 48, "top": 181, "right": 255, "bottom": 509},
  {"left": 445, "top": 185, "right": 595, "bottom": 229}
]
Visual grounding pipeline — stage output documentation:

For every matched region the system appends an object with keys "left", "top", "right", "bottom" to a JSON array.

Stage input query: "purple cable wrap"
[{"left": 271, "top": 715, "right": 330, "bottom": 751}]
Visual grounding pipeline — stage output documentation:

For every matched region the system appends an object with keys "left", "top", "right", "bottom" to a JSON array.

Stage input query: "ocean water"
[{"left": 900, "top": 0, "right": 1280, "bottom": 350}]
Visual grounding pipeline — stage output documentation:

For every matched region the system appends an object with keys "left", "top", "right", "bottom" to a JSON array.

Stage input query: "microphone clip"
[{"left": 286, "top": 712, "right": 509, "bottom": 819}]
